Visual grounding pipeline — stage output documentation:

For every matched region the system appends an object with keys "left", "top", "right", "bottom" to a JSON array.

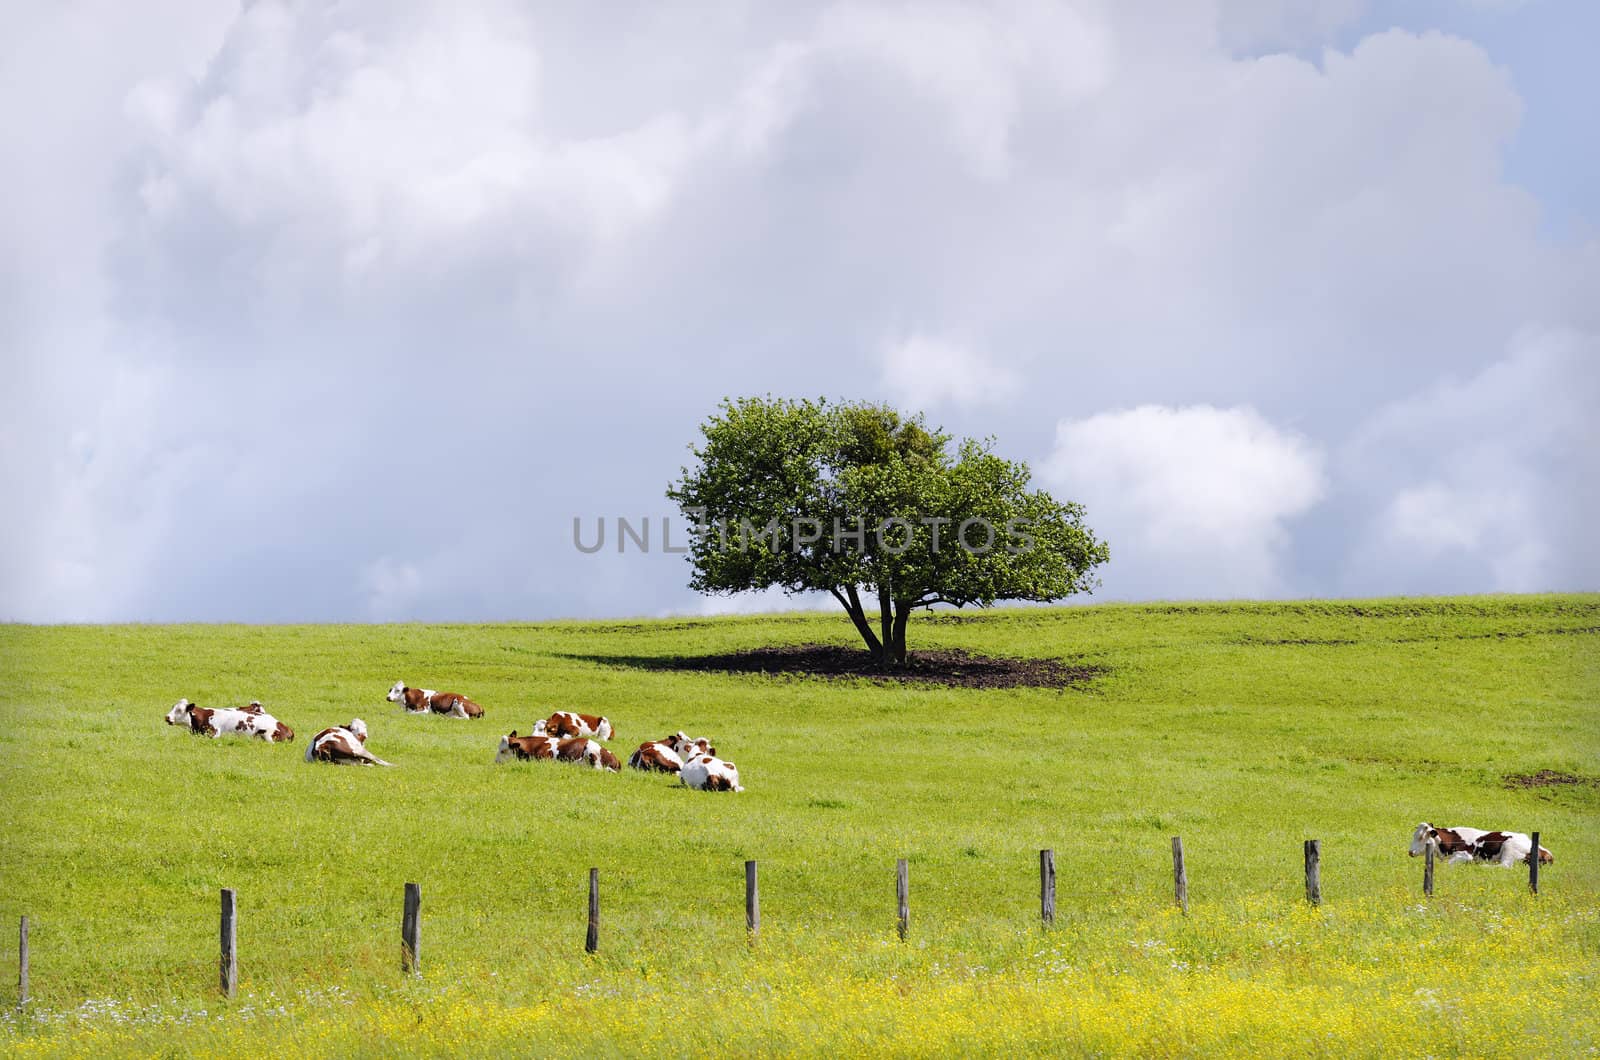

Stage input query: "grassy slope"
[{"left": 0, "top": 595, "right": 1596, "bottom": 1056}]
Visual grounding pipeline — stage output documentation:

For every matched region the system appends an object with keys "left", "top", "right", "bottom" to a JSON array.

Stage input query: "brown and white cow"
[
  {"left": 386, "top": 681, "right": 484, "bottom": 719},
  {"left": 1410, "top": 823, "right": 1553, "bottom": 866},
  {"left": 628, "top": 738, "right": 685, "bottom": 774},
  {"left": 557, "top": 737, "right": 622, "bottom": 772},
  {"left": 496, "top": 731, "right": 559, "bottom": 762},
  {"left": 165, "top": 699, "right": 294, "bottom": 742},
  {"left": 305, "top": 718, "right": 394, "bottom": 766},
  {"left": 534, "top": 711, "right": 614, "bottom": 741},
  {"left": 235, "top": 701, "right": 292, "bottom": 740},
  {"left": 680, "top": 753, "right": 742, "bottom": 792},
  {"left": 496, "top": 730, "right": 619, "bottom": 771}
]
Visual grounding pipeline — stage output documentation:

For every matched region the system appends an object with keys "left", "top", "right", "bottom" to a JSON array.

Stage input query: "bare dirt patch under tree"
[{"left": 569, "top": 643, "right": 1103, "bottom": 690}]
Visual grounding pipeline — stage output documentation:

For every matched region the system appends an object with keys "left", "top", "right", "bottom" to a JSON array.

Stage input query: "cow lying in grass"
[
  {"left": 305, "top": 718, "right": 394, "bottom": 766},
  {"left": 386, "top": 681, "right": 484, "bottom": 719},
  {"left": 165, "top": 699, "right": 294, "bottom": 742},
  {"left": 1409, "top": 823, "right": 1553, "bottom": 866},
  {"left": 628, "top": 732, "right": 715, "bottom": 774},
  {"left": 628, "top": 739, "right": 684, "bottom": 774},
  {"left": 496, "top": 731, "right": 621, "bottom": 771},
  {"left": 681, "top": 752, "right": 742, "bottom": 792},
  {"left": 531, "top": 711, "right": 614, "bottom": 741}
]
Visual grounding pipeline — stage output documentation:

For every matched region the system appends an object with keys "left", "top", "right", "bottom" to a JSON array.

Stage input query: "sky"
[{"left": 1, "top": 0, "right": 1596, "bottom": 623}]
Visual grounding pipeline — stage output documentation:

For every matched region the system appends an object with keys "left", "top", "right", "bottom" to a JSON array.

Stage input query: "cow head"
[
  {"left": 348, "top": 718, "right": 369, "bottom": 742},
  {"left": 669, "top": 732, "right": 714, "bottom": 758},
  {"left": 1409, "top": 822, "right": 1439, "bottom": 858},
  {"left": 529, "top": 718, "right": 548, "bottom": 736},
  {"left": 385, "top": 681, "right": 408, "bottom": 703},
  {"left": 165, "top": 699, "right": 193, "bottom": 725},
  {"left": 595, "top": 717, "right": 614, "bottom": 741},
  {"left": 492, "top": 730, "right": 537, "bottom": 765}
]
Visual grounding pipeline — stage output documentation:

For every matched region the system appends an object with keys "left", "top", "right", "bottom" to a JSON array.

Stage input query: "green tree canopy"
[{"left": 667, "top": 397, "right": 1109, "bottom": 666}]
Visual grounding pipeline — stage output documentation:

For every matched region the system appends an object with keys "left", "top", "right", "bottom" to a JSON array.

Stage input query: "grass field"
[{"left": 1, "top": 595, "right": 1597, "bottom": 1057}]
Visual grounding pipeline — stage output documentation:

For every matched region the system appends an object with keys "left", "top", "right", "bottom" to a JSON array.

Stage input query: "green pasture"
[{"left": 0, "top": 595, "right": 1596, "bottom": 1056}]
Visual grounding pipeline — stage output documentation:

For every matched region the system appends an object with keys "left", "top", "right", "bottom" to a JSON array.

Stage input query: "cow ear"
[{"left": 509, "top": 729, "right": 517, "bottom": 738}]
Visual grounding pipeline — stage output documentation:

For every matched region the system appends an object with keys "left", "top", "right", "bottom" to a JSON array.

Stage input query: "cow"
[
  {"left": 386, "top": 681, "right": 484, "bottom": 719},
  {"left": 234, "top": 700, "right": 292, "bottom": 740},
  {"left": 165, "top": 699, "right": 294, "bottom": 742},
  {"left": 305, "top": 718, "right": 394, "bottom": 766},
  {"left": 496, "top": 731, "right": 619, "bottom": 771},
  {"left": 557, "top": 737, "right": 622, "bottom": 772},
  {"left": 681, "top": 753, "right": 742, "bottom": 792},
  {"left": 668, "top": 732, "right": 714, "bottom": 759},
  {"left": 1409, "top": 823, "right": 1553, "bottom": 866},
  {"left": 538, "top": 711, "right": 614, "bottom": 741},
  {"left": 496, "top": 731, "right": 559, "bottom": 762},
  {"left": 628, "top": 738, "right": 685, "bottom": 774}
]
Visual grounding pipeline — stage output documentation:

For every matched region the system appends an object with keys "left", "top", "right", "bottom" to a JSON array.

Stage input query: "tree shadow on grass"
[{"left": 555, "top": 643, "right": 1105, "bottom": 691}]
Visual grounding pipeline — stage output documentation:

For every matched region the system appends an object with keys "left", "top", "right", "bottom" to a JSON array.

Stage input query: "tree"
[{"left": 667, "top": 396, "right": 1109, "bottom": 667}]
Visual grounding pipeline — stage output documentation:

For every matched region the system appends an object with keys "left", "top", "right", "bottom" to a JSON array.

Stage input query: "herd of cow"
[
  {"left": 161, "top": 679, "right": 745, "bottom": 792},
  {"left": 159, "top": 686, "right": 1564, "bottom": 838}
]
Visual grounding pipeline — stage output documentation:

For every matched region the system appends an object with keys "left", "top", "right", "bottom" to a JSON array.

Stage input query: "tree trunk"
[
  {"left": 866, "top": 586, "right": 912, "bottom": 670},
  {"left": 836, "top": 584, "right": 883, "bottom": 661},
  {"left": 889, "top": 601, "right": 911, "bottom": 666},
  {"left": 877, "top": 584, "right": 894, "bottom": 666}
]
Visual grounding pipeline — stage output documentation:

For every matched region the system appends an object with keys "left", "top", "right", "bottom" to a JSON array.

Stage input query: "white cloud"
[
  {"left": 817, "top": 0, "right": 1112, "bottom": 179},
  {"left": 1215, "top": 0, "right": 1369, "bottom": 53},
  {"left": 1341, "top": 328, "right": 1600, "bottom": 593},
  {"left": 880, "top": 335, "right": 1019, "bottom": 411},
  {"left": 1041, "top": 406, "right": 1327, "bottom": 598},
  {"left": 128, "top": 1, "right": 704, "bottom": 284},
  {"left": 1, "top": 3, "right": 1594, "bottom": 620},
  {"left": 360, "top": 557, "right": 424, "bottom": 620},
  {"left": 1379, "top": 483, "right": 1550, "bottom": 589},
  {"left": 1384, "top": 482, "right": 1503, "bottom": 553}
]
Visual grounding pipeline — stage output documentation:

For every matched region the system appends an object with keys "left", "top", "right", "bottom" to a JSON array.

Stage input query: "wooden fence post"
[
  {"left": 1529, "top": 832, "right": 1540, "bottom": 895},
  {"left": 1423, "top": 845, "right": 1434, "bottom": 897},
  {"left": 17, "top": 916, "right": 28, "bottom": 1008},
  {"left": 745, "top": 860, "right": 760, "bottom": 937},
  {"left": 585, "top": 868, "right": 600, "bottom": 954},
  {"left": 1039, "top": 850, "right": 1056, "bottom": 927},
  {"left": 401, "top": 882, "right": 421, "bottom": 975},
  {"left": 219, "top": 889, "right": 237, "bottom": 998},
  {"left": 1304, "top": 840, "right": 1322, "bottom": 906},
  {"left": 1172, "top": 837, "right": 1189, "bottom": 914},
  {"left": 896, "top": 859, "right": 909, "bottom": 941}
]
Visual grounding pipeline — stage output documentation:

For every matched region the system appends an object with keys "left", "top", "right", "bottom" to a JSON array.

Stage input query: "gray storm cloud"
[{"left": 1, "top": 0, "right": 1595, "bottom": 621}]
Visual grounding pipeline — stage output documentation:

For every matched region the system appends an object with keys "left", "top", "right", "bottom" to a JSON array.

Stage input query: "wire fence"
[{"left": 6, "top": 832, "right": 1549, "bottom": 1008}]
